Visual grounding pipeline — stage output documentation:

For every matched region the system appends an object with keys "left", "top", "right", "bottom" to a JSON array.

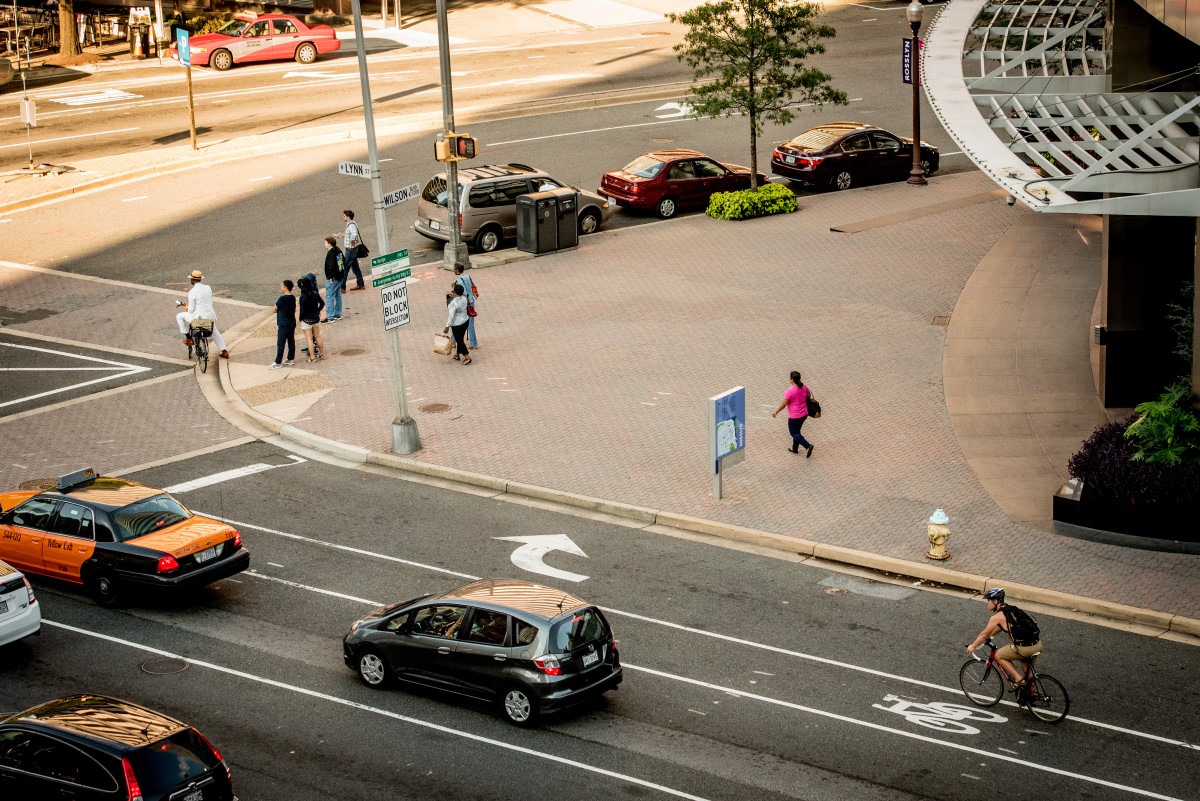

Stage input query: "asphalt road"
[{"left": 2, "top": 442, "right": 1196, "bottom": 801}]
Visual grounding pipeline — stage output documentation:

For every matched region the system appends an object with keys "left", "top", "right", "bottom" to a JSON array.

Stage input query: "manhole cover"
[
  {"left": 824, "top": 587, "right": 848, "bottom": 595},
  {"left": 18, "top": 479, "right": 56, "bottom": 490},
  {"left": 419, "top": 403, "right": 451, "bottom": 413},
  {"left": 141, "top": 658, "right": 190, "bottom": 675},
  {"left": 932, "top": 315, "right": 951, "bottom": 326},
  {"left": 339, "top": 348, "right": 368, "bottom": 356}
]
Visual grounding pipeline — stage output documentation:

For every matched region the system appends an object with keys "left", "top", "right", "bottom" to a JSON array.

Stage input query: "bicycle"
[
  {"left": 959, "top": 636, "right": 1069, "bottom": 723},
  {"left": 187, "top": 319, "right": 213, "bottom": 373}
]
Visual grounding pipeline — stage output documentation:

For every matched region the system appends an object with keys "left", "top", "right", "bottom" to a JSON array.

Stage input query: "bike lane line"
[{"left": 204, "top": 511, "right": 1200, "bottom": 755}]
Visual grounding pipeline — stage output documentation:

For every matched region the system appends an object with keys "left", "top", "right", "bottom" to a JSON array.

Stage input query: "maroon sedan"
[
  {"left": 168, "top": 13, "right": 340, "bottom": 71},
  {"left": 599, "top": 149, "right": 768, "bottom": 219}
]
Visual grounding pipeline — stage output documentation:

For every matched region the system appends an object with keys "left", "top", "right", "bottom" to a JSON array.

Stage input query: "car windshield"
[
  {"left": 790, "top": 129, "right": 839, "bottom": 150},
  {"left": 621, "top": 156, "right": 665, "bottom": 178},
  {"left": 111, "top": 494, "right": 191, "bottom": 541},
  {"left": 217, "top": 19, "right": 250, "bottom": 36}
]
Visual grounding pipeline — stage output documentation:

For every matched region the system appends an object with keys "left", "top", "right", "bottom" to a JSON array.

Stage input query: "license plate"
[
  {"left": 582, "top": 650, "right": 599, "bottom": 667},
  {"left": 429, "top": 220, "right": 441, "bottom": 230},
  {"left": 183, "top": 790, "right": 203, "bottom": 801},
  {"left": 785, "top": 155, "right": 796, "bottom": 164},
  {"left": 0, "top": 600, "right": 8, "bottom": 614},
  {"left": 194, "top": 546, "right": 217, "bottom": 563}
]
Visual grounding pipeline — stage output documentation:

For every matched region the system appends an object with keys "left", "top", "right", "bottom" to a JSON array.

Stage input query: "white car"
[{"left": 0, "top": 559, "right": 40, "bottom": 647}]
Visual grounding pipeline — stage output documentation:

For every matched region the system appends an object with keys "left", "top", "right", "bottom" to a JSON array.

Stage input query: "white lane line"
[
  {"left": 162, "top": 456, "right": 305, "bottom": 494},
  {"left": 0, "top": 343, "right": 150, "bottom": 409},
  {"left": 622, "top": 663, "right": 1183, "bottom": 801},
  {"left": 207, "top": 515, "right": 1200, "bottom": 754},
  {"left": 248, "top": 176, "right": 273, "bottom": 182},
  {"left": 247, "top": 570, "right": 380, "bottom": 605},
  {"left": 122, "top": 196, "right": 149, "bottom": 202},
  {"left": 0, "top": 367, "right": 139, "bottom": 371},
  {"left": 0, "top": 127, "right": 139, "bottom": 151},
  {"left": 42, "top": 621, "right": 711, "bottom": 801},
  {"left": 198, "top": 514, "right": 479, "bottom": 580},
  {"left": 489, "top": 98, "right": 863, "bottom": 147},
  {"left": 266, "top": 563, "right": 286, "bottom": 568}
]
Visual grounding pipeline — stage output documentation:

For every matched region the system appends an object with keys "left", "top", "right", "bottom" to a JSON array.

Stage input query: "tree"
[
  {"left": 58, "top": 0, "right": 82, "bottom": 59},
  {"left": 669, "top": 0, "right": 848, "bottom": 189}
]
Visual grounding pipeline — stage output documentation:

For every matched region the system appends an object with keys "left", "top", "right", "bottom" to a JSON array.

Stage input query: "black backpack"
[{"left": 1002, "top": 605, "right": 1041, "bottom": 646}]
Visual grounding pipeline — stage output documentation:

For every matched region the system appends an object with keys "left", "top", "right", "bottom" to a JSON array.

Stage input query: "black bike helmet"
[{"left": 983, "top": 587, "right": 1005, "bottom": 602}]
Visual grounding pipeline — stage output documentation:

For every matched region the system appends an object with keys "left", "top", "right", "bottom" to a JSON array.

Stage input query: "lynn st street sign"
[{"left": 338, "top": 160, "right": 371, "bottom": 179}]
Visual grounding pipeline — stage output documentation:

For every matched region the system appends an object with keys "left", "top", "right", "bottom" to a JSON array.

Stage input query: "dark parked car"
[
  {"left": 771, "top": 122, "right": 939, "bottom": 190},
  {"left": 599, "top": 149, "right": 768, "bottom": 219},
  {"left": 344, "top": 578, "right": 622, "bottom": 726},
  {"left": 0, "top": 695, "right": 236, "bottom": 800}
]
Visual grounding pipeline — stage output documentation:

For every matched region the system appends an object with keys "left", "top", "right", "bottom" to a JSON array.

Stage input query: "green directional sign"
[
  {"left": 371, "top": 249, "right": 409, "bottom": 270},
  {"left": 371, "top": 268, "right": 411, "bottom": 288}
]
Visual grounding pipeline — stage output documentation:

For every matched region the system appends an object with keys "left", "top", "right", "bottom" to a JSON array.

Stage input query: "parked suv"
[
  {"left": 344, "top": 578, "right": 622, "bottom": 726},
  {"left": 0, "top": 695, "right": 236, "bottom": 800},
  {"left": 414, "top": 163, "right": 612, "bottom": 253}
]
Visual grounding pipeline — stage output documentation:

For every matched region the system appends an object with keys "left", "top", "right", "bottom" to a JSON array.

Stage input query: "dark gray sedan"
[{"left": 343, "top": 578, "right": 622, "bottom": 726}]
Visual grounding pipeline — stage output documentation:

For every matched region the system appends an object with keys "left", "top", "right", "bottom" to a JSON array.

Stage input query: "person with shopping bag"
[{"left": 443, "top": 283, "right": 472, "bottom": 365}]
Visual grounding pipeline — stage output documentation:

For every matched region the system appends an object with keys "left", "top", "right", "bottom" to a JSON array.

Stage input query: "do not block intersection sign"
[{"left": 381, "top": 280, "right": 410, "bottom": 331}]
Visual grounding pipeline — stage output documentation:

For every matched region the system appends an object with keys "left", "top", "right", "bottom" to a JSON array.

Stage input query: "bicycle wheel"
[
  {"left": 196, "top": 337, "right": 209, "bottom": 374},
  {"left": 959, "top": 659, "right": 1004, "bottom": 706},
  {"left": 1027, "top": 674, "right": 1069, "bottom": 723}
]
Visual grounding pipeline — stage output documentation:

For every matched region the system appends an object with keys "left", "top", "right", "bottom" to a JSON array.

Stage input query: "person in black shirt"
[
  {"left": 297, "top": 277, "right": 326, "bottom": 362},
  {"left": 271, "top": 280, "right": 297, "bottom": 368}
]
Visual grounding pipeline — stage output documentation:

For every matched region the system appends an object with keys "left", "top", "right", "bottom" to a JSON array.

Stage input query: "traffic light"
[
  {"left": 434, "top": 132, "right": 479, "bottom": 162},
  {"left": 455, "top": 134, "right": 478, "bottom": 160}
]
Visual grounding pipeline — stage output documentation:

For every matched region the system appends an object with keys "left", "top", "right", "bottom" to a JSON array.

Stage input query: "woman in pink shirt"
[{"left": 772, "top": 370, "right": 815, "bottom": 457}]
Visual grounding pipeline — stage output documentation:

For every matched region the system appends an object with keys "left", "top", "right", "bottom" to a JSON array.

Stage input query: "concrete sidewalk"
[{"left": 213, "top": 170, "right": 1199, "bottom": 629}]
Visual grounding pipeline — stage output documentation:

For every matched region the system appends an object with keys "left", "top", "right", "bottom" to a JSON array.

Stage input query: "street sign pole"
[
  {"left": 178, "top": 29, "right": 196, "bottom": 151},
  {"left": 350, "top": 0, "right": 420, "bottom": 454},
  {"left": 436, "top": 0, "right": 470, "bottom": 271}
]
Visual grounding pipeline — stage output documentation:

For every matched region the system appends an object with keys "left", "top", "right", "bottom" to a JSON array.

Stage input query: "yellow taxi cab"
[{"left": 0, "top": 469, "right": 249, "bottom": 606}]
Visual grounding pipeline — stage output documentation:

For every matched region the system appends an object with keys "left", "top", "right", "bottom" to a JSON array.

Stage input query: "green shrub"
[
  {"left": 706, "top": 183, "right": 798, "bottom": 221},
  {"left": 1124, "top": 381, "right": 1200, "bottom": 466}
]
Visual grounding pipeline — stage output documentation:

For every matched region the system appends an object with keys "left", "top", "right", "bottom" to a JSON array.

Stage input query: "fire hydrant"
[{"left": 926, "top": 508, "right": 951, "bottom": 560}]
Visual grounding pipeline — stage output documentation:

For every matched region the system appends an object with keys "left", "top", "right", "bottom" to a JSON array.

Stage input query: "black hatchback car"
[
  {"left": 0, "top": 694, "right": 235, "bottom": 800},
  {"left": 771, "top": 121, "right": 939, "bottom": 190},
  {"left": 344, "top": 578, "right": 622, "bottom": 726}
]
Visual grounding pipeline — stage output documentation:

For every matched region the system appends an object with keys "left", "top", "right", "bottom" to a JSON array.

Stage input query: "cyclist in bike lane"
[
  {"left": 966, "top": 587, "right": 1043, "bottom": 688},
  {"left": 176, "top": 269, "right": 229, "bottom": 358}
]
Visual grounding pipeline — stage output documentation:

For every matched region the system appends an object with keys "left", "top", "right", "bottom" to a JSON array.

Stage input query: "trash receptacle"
[
  {"left": 516, "top": 191, "right": 561, "bottom": 255},
  {"left": 552, "top": 188, "right": 578, "bottom": 251}
]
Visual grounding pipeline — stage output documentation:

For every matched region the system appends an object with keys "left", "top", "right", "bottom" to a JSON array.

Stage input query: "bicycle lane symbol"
[{"left": 873, "top": 694, "right": 1007, "bottom": 735}]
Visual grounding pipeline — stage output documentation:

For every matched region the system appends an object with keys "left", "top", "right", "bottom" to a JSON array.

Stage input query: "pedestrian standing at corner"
[
  {"left": 322, "top": 236, "right": 345, "bottom": 322},
  {"left": 335, "top": 209, "right": 366, "bottom": 291},
  {"left": 444, "top": 283, "right": 472, "bottom": 365},
  {"left": 772, "top": 370, "right": 815, "bottom": 458},
  {"left": 297, "top": 276, "right": 326, "bottom": 363},
  {"left": 270, "top": 279, "right": 297, "bottom": 369},
  {"left": 453, "top": 262, "right": 479, "bottom": 349}
]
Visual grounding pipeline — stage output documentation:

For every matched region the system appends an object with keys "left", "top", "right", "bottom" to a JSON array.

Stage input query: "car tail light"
[
  {"left": 773, "top": 149, "right": 782, "bottom": 159},
  {"left": 534, "top": 655, "right": 562, "bottom": 676},
  {"left": 156, "top": 554, "right": 179, "bottom": 573},
  {"left": 122, "top": 758, "right": 144, "bottom": 801},
  {"left": 458, "top": 212, "right": 463, "bottom": 228},
  {"left": 23, "top": 577, "right": 36, "bottom": 606},
  {"left": 194, "top": 728, "right": 231, "bottom": 779},
  {"left": 611, "top": 639, "right": 618, "bottom": 653},
  {"left": 628, "top": 182, "right": 641, "bottom": 194},
  {"left": 232, "top": 530, "right": 242, "bottom": 549}
]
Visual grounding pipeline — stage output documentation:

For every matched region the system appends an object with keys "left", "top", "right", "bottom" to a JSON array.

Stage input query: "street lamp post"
[
  {"left": 350, "top": 0, "right": 421, "bottom": 454},
  {"left": 906, "top": 0, "right": 927, "bottom": 187},
  {"left": 437, "top": 0, "right": 470, "bottom": 271}
]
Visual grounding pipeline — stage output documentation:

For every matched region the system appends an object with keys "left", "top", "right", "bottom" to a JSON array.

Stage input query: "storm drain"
[
  {"left": 419, "top": 403, "right": 451, "bottom": 413},
  {"left": 141, "top": 658, "right": 190, "bottom": 675},
  {"left": 932, "top": 315, "right": 951, "bottom": 326}
]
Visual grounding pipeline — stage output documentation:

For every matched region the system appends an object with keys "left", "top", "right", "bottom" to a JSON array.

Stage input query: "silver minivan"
[{"left": 414, "top": 163, "right": 613, "bottom": 253}]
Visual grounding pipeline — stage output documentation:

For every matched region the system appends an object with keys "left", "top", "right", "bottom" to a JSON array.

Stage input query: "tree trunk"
[
  {"left": 748, "top": 78, "right": 758, "bottom": 189},
  {"left": 59, "top": 0, "right": 82, "bottom": 57}
]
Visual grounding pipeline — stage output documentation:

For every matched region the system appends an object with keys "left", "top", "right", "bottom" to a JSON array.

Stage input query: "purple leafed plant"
[{"left": 1068, "top": 417, "right": 1200, "bottom": 507}]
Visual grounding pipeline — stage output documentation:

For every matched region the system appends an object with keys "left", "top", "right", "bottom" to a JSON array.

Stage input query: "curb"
[{"left": 207, "top": 345, "right": 1200, "bottom": 637}]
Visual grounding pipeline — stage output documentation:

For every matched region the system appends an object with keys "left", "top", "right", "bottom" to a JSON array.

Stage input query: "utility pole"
[
  {"left": 350, "top": 0, "right": 421, "bottom": 454},
  {"left": 437, "top": 0, "right": 470, "bottom": 271}
]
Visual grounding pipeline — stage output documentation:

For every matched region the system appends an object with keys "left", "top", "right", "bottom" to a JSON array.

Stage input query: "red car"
[
  {"left": 599, "top": 149, "right": 768, "bottom": 219},
  {"left": 169, "top": 13, "right": 340, "bottom": 71}
]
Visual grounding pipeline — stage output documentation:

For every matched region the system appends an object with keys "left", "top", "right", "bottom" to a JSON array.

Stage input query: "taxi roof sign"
[{"left": 56, "top": 468, "right": 98, "bottom": 492}]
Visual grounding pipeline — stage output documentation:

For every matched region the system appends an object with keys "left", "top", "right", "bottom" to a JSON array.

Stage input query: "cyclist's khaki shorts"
[{"left": 996, "top": 641, "right": 1043, "bottom": 661}]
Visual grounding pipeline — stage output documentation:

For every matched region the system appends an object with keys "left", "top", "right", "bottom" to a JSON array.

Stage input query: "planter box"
[{"left": 1053, "top": 479, "right": 1196, "bottom": 541}]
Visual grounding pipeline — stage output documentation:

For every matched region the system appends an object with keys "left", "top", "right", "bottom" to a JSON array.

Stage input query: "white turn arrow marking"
[
  {"left": 492, "top": 534, "right": 589, "bottom": 583},
  {"left": 654, "top": 101, "right": 694, "bottom": 119}
]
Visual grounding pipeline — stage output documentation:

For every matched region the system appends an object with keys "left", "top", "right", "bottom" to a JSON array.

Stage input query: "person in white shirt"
[{"left": 176, "top": 269, "right": 229, "bottom": 358}]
